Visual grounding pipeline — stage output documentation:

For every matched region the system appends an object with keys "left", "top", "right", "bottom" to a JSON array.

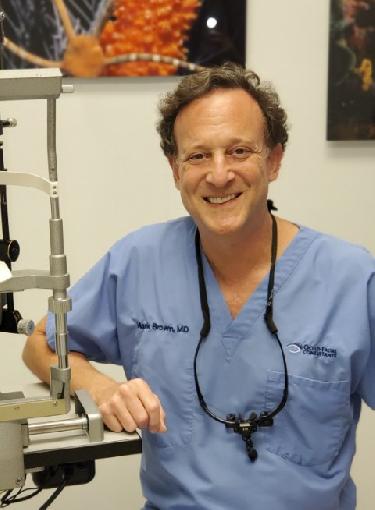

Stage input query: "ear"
[
  {"left": 267, "top": 143, "right": 283, "bottom": 183},
  {"left": 168, "top": 156, "right": 181, "bottom": 191}
]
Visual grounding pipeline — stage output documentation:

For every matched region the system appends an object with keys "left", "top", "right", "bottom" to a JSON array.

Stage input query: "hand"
[{"left": 93, "top": 378, "right": 167, "bottom": 434}]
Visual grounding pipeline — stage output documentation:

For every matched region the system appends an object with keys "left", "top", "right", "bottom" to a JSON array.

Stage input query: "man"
[{"left": 23, "top": 63, "right": 375, "bottom": 509}]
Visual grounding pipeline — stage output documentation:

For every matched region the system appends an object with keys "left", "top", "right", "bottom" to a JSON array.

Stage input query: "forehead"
[{"left": 174, "top": 88, "right": 266, "bottom": 151}]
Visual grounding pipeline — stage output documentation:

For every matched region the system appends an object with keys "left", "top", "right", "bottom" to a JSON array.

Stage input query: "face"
[{"left": 169, "top": 88, "right": 283, "bottom": 240}]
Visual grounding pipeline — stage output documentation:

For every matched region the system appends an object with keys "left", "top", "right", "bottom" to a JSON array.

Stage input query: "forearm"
[
  {"left": 22, "top": 316, "right": 166, "bottom": 433},
  {"left": 22, "top": 316, "right": 118, "bottom": 400}
]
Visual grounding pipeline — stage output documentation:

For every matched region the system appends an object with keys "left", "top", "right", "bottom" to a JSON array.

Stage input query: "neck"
[{"left": 199, "top": 212, "right": 274, "bottom": 285}]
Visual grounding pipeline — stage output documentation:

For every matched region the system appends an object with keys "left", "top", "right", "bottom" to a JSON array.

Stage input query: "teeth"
[{"left": 206, "top": 194, "right": 237, "bottom": 204}]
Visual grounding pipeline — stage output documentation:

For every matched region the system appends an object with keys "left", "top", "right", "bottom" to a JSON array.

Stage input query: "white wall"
[{"left": 1, "top": 0, "right": 375, "bottom": 508}]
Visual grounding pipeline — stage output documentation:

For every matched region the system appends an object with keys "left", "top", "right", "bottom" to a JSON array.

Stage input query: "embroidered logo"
[
  {"left": 287, "top": 343, "right": 302, "bottom": 354},
  {"left": 287, "top": 342, "right": 337, "bottom": 358},
  {"left": 136, "top": 320, "right": 190, "bottom": 334}
]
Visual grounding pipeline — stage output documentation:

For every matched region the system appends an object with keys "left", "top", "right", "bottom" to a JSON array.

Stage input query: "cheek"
[
  {"left": 240, "top": 166, "right": 266, "bottom": 187},
  {"left": 256, "top": 163, "right": 273, "bottom": 184},
  {"left": 179, "top": 171, "right": 202, "bottom": 194}
]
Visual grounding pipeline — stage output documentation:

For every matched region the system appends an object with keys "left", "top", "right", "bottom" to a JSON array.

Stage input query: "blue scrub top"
[{"left": 47, "top": 216, "right": 375, "bottom": 510}]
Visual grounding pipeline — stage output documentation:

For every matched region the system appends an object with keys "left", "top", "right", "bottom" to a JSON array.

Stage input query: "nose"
[{"left": 205, "top": 153, "right": 235, "bottom": 187}]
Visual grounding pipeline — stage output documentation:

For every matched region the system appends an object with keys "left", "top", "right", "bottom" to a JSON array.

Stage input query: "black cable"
[
  {"left": 39, "top": 482, "right": 67, "bottom": 510},
  {"left": 267, "top": 198, "right": 278, "bottom": 212},
  {"left": 0, "top": 487, "right": 42, "bottom": 507},
  {"left": 195, "top": 229, "right": 211, "bottom": 339},
  {"left": 263, "top": 216, "right": 289, "bottom": 421},
  {"left": 1, "top": 488, "right": 18, "bottom": 506},
  {"left": 0, "top": 488, "right": 20, "bottom": 507}
]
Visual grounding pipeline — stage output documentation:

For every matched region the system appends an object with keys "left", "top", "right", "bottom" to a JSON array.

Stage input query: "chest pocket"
[
  {"left": 264, "top": 371, "right": 352, "bottom": 466},
  {"left": 132, "top": 328, "right": 196, "bottom": 449}
]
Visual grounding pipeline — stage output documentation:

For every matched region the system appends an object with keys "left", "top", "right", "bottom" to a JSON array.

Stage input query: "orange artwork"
[
  {"left": 1, "top": 0, "right": 203, "bottom": 77},
  {"left": 101, "top": 0, "right": 202, "bottom": 76}
]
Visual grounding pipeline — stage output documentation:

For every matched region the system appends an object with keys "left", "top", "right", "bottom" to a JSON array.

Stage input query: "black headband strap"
[{"left": 193, "top": 214, "right": 289, "bottom": 460}]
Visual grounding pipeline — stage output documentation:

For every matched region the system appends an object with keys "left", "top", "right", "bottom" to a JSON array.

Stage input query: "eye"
[
  {"left": 186, "top": 153, "right": 207, "bottom": 164},
  {"left": 229, "top": 147, "right": 251, "bottom": 159}
]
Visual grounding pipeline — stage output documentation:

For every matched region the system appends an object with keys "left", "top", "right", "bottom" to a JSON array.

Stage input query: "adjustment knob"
[{"left": 17, "top": 319, "right": 35, "bottom": 336}]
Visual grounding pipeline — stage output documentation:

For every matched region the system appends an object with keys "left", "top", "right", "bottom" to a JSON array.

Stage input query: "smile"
[{"left": 204, "top": 193, "right": 241, "bottom": 204}]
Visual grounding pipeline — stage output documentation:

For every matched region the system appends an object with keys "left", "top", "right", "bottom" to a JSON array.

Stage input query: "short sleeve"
[
  {"left": 47, "top": 250, "right": 121, "bottom": 364},
  {"left": 357, "top": 272, "right": 375, "bottom": 408}
]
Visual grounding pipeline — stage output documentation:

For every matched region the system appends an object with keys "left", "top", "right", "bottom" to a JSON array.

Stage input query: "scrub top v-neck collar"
[{"left": 200, "top": 225, "right": 318, "bottom": 340}]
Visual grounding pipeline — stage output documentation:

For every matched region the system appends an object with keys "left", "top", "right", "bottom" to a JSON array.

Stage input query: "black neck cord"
[{"left": 193, "top": 214, "right": 289, "bottom": 462}]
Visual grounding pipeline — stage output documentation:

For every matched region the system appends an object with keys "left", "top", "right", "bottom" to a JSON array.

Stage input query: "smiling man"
[
  {"left": 23, "top": 63, "right": 375, "bottom": 510},
  {"left": 170, "top": 87, "right": 281, "bottom": 237}
]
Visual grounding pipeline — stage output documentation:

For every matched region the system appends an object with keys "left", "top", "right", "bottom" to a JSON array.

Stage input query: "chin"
[{"left": 200, "top": 219, "right": 246, "bottom": 237}]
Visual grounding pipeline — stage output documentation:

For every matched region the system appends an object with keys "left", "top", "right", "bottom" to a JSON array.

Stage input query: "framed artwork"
[
  {"left": 0, "top": 0, "right": 246, "bottom": 78},
  {"left": 327, "top": 0, "right": 375, "bottom": 140}
]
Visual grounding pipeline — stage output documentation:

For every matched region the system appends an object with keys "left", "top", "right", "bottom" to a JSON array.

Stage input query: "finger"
[
  {"left": 131, "top": 380, "right": 166, "bottom": 432},
  {"left": 144, "top": 395, "right": 166, "bottom": 433},
  {"left": 118, "top": 382, "right": 150, "bottom": 429},
  {"left": 109, "top": 394, "right": 138, "bottom": 432},
  {"left": 99, "top": 402, "right": 124, "bottom": 433},
  {"left": 121, "top": 379, "right": 166, "bottom": 432}
]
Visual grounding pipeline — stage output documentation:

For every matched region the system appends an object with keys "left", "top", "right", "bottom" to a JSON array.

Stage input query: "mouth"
[{"left": 203, "top": 192, "right": 242, "bottom": 205}]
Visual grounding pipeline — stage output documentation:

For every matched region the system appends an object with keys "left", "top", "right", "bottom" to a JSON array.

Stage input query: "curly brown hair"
[{"left": 157, "top": 62, "right": 289, "bottom": 157}]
